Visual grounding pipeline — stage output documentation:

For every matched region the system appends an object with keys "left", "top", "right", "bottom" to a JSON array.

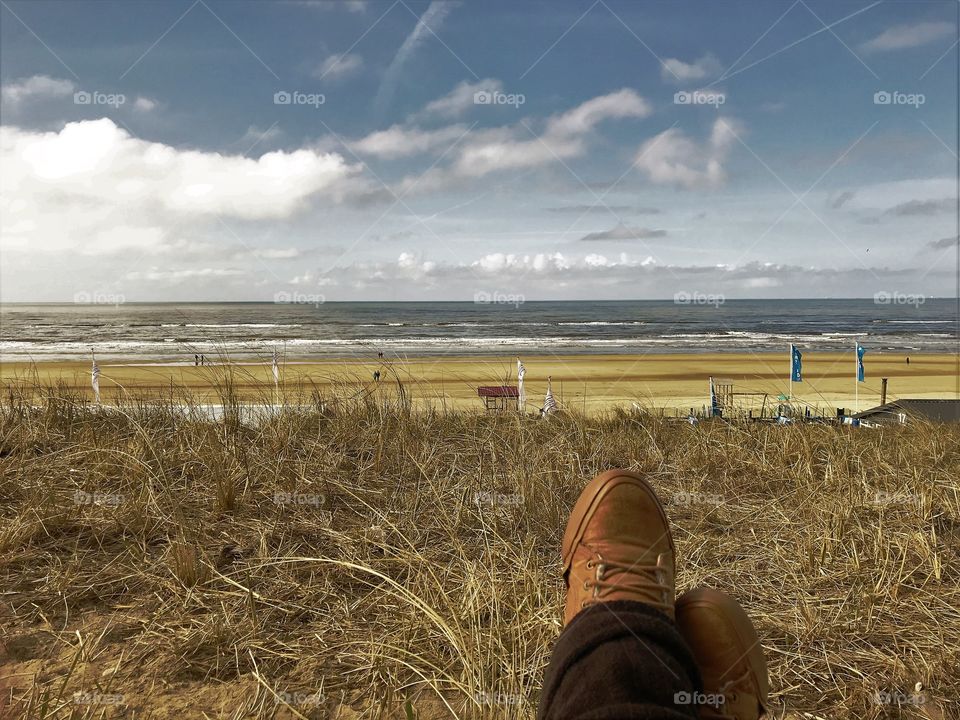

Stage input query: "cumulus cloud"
[
  {"left": 448, "top": 89, "right": 651, "bottom": 179},
  {"left": 860, "top": 21, "right": 955, "bottom": 52},
  {"left": 580, "top": 224, "right": 667, "bottom": 241},
  {"left": 1, "top": 118, "right": 357, "bottom": 254},
  {"left": 660, "top": 54, "right": 722, "bottom": 83},
  {"left": 315, "top": 53, "right": 364, "bottom": 81},
  {"left": 352, "top": 123, "right": 469, "bottom": 159},
  {"left": 277, "top": 251, "right": 951, "bottom": 300},
  {"left": 634, "top": 117, "right": 740, "bottom": 189},
  {"left": 1, "top": 75, "right": 76, "bottom": 105}
]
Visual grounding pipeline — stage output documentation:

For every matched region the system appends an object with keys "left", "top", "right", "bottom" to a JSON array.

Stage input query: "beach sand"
[{"left": 3, "top": 352, "right": 957, "bottom": 413}]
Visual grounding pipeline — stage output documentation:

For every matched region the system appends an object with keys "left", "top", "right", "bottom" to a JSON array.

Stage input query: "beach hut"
[
  {"left": 853, "top": 399, "right": 960, "bottom": 424},
  {"left": 478, "top": 386, "right": 520, "bottom": 412}
]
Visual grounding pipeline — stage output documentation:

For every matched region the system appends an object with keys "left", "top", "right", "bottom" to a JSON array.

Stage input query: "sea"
[{"left": 0, "top": 299, "right": 957, "bottom": 363}]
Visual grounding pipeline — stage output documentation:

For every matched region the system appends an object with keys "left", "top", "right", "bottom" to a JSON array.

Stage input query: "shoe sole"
[
  {"left": 561, "top": 468, "right": 675, "bottom": 577},
  {"left": 676, "top": 587, "right": 770, "bottom": 710}
]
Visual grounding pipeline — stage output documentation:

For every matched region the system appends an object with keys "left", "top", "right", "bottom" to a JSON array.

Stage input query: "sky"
[{"left": 0, "top": 0, "right": 958, "bottom": 302}]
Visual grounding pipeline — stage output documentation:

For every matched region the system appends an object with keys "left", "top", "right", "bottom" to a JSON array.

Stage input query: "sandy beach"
[{"left": 3, "top": 352, "right": 956, "bottom": 413}]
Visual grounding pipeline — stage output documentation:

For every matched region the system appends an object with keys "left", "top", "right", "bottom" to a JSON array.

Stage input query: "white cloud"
[
  {"left": 270, "top": 252, "right": 949, "bottom": 301},
  {"left": 860, "top": 21, "right": 955, "bottom": 52},
  {"left": 1, "top": 75, "right": 76, "bottom": 105},
  {"left": 133, "top": 96, "right": 158, "bottom": 112},
  {"left": 545, "top": 89, "right": 652, "bottom": 136},
  {"left": 419, "top": 78, "right": 504, "bottom": 118},
  {"left": 315, "top": 53, "right": 364, "bottom": 81},
  {"left": 126, "top": 267, "right": 246, "bottom": 282},
  {"left": 352, "top": 123, "right": 469, "bottom": 159},
  {"left": 660, "top": 54, "right": 722, "bottom": 83},
  {"left": 634, "top": 117, "right": 741, "bottom": 189},
  {"left": 1, "top": 118, "right": 357, "bottom": 255},
  {"left": 446, "top": 89, "right": 651, "bottom": 179}
]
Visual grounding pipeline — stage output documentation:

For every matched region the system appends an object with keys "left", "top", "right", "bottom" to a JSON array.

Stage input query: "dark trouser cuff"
[{"left": 537, "top": 600, "right": 702, "bottom": 720}]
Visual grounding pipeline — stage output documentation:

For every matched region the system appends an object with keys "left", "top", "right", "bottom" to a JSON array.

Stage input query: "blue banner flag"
[
  {"left": 856, "top": 343, "right": 866, "bottom": 382},
  {"left": 791, "top": 344, "right": 802, "bottom": 382}
]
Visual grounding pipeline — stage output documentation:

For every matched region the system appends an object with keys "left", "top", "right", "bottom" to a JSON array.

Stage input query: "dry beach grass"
[{"left": 0, "top": 379, "right": 958, "bottom": 719}]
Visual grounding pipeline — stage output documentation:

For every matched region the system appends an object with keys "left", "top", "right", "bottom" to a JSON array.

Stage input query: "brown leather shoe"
[
  {"left": 675, "top": 588, "right": 769, "bottom": 719},
  {"left": 561, "top": 469, "right": 675, "bottom": 625}
]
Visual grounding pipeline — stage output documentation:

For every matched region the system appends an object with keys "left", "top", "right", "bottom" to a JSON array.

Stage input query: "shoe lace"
[{"left": 581, "top": 550, "right": 672, "bottom": 612}]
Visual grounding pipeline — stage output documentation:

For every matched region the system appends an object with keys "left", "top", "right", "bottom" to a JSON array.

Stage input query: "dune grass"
[{"left": 0, "top": 379, "right": 958, "bottom": 719}]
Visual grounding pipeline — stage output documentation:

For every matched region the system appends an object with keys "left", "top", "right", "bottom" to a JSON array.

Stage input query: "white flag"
[
  {"left": 542, "top": 376, "right": 557, "bottom": 417},
  {"left": 91, "top": 353, "right": 101, "bottom": 403},
  {"left": 272, "top": 348, "right": 280, "bottom": 385},
  {"left": 517, "top": 358, "right": 526, "bottom": 407}
]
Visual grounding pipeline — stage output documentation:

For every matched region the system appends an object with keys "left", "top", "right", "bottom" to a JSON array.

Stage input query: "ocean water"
[{"left": 0, "top": 299, "right": 956, "bottom": 362}]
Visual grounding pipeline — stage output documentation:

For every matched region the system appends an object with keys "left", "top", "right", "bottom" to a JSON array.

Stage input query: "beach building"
[{"left": 854, "top": 399, "right": 960, "bottom": 424}]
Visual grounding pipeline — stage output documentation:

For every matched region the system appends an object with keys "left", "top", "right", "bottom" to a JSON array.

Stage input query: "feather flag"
[
  {"left": 517, "top": 358, "right": 526, "bottom": 408},
  {"left": 790, "top": 344, "right": 803, "bottom": 382},
  {"left": 856, "top": 342, "right": 866, "bottom": 382},
  {"left": 542, "top": 376, "right": 557, "bottom": 417},
  {"left": 272, "top": 348, "right": 280, "bottom": 385},
  {"left": 91, "top": 352, "right": 101, "bottom": 403}
]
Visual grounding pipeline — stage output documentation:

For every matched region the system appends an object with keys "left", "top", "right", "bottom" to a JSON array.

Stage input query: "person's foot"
[
  {"left": 561, "top": 469, "right": 675, "bottom": 625},
  {"left": 675, "top": 588, "right": 769, "bottom": 719}
]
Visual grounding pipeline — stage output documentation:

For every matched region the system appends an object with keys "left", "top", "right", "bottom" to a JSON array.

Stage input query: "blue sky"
[{"left": 0, "top": 0, "right": 957, "bottom": 301}]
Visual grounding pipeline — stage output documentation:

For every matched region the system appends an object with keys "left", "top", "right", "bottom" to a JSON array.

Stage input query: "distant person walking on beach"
[
  {"left": 538, "top": 469, "right": 769, "bottom": 719},
  {"left": 906, "top": 356, "right": 910, "bottom": 365},
  {"left": 194, "top": 354, "right": 199, "bottom": 366}
]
